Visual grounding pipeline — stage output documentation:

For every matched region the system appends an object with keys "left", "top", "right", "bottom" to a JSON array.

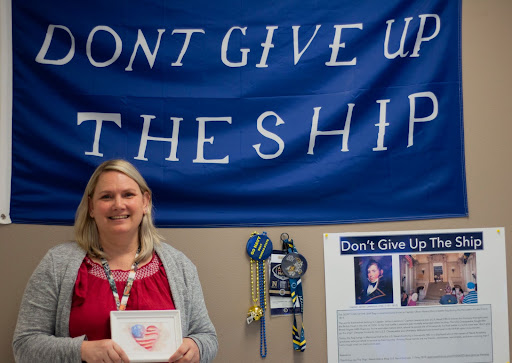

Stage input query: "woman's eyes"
[{"left": 99, "top": 192, "right": 136, "bottom": 199}]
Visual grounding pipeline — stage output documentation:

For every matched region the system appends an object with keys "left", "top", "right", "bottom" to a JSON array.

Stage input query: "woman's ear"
[
  {"left": 143, "top": 192, "right": 150, "bottom": 214},
  {"left": 88, "top": 196, "right": 94, "bottom": 218}
]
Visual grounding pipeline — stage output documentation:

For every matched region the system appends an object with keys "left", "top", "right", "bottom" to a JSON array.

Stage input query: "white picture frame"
[{"left": 110, "top": 310, "right": 183, "bottom": 362}]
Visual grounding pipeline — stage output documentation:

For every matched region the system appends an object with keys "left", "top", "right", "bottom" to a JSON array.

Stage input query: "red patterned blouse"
[{"left": 69, "top": 253, "right": 175, "bottom": 340}]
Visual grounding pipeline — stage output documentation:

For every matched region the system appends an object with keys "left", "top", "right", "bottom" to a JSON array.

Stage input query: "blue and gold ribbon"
[{"left": 283, "top": 236, "right": 306, "bottom": 352}]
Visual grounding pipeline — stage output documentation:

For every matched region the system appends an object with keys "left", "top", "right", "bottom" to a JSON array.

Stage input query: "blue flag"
[{"left": 10, "top": 0, "right": 466, "bottom": 227}]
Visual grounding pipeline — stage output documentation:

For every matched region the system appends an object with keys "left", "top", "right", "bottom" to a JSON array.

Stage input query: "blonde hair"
[{"left": 74, "top": 159, "right": 162, "bottom": 263}]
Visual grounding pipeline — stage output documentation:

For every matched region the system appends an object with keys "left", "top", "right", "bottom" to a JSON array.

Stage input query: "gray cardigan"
[{"left": 13, "top": 242, "right": 218, "bottom": 363}]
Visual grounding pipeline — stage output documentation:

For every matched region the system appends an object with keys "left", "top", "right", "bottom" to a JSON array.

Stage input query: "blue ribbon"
[{"left": 284, "top": 238, "right": 306, "bottom": 352}]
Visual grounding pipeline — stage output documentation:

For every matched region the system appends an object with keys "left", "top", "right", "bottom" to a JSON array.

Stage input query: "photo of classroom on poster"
[{"left": 399, "top": 252, "right": 477, "bottom": 307}]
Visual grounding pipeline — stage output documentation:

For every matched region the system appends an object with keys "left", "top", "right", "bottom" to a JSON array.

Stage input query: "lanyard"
[
  {"left": 282, "top": 235, "right": 306, "bottom": 352},
  {"left": 289, "top": 278, "right": 305, "bottom": 351},
  {"left": 100, "top": 247, "right": 140, "bottom": 311}
]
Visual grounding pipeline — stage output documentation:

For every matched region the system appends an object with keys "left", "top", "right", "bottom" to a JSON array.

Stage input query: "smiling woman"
[
  {"left": 75, "top": 160, "right": 158, "bottom": 268},
  {"left": 82, "top": 172, "right": 150, "bottom": 268},
  {"left": 12, "top": 159, "right": 218, "bottom": 363}
]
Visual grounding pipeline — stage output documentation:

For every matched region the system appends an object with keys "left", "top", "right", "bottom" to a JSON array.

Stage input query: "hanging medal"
[
  {"left": 281, "top": 233, "right": 307, "bottom": 352},
  {"left": 246, "top": 231, "right": 273, "bottom": 358}
]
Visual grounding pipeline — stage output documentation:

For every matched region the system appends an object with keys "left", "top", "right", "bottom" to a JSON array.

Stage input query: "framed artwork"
[{"left": 110, "top": 310, "right": 182, "bottom": 362}]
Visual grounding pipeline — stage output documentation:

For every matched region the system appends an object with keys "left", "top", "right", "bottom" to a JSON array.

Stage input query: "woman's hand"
[
  {"left": 168, "top": 337, "right": 200, "bottom": 363},
  {"left": 81, "top": 339, "right": 130, "bottom": 363}
]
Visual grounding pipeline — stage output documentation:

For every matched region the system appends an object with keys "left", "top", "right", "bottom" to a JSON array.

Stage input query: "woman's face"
[
  {"left": 89, "top": 171, "right": 149, "bottom": 242},
  {"left": 367, "top": 263, "right": 382, "bottom": 283}
]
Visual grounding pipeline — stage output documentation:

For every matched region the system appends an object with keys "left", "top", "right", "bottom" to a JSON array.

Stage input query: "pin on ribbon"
[
  {"left": 246, "top": 231, "right": 273, "bottom": 261},
  {"left": 281, "top": 252, "right": 308, "bottom": 279}
]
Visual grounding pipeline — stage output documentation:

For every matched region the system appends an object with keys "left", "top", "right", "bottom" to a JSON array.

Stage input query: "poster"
[{"left": 324, "top": 228, "right": 509, "bottom": 362}]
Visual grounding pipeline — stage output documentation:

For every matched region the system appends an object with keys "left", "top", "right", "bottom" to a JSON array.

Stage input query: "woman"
[
  {"left": 407, "top": 293, "right": 418, "bottom": 306},
  {"left": 13, "top": 159, "right": 218, "bottom": 362}
]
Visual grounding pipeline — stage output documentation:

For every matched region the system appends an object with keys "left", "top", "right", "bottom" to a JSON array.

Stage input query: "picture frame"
[{"left": 110, "top": 310, "right": 182, "bottom": 362}]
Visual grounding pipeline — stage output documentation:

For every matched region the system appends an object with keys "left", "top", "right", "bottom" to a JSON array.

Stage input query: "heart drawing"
[{"left": 131, "top": 324, "right": 160, "bottom": 350}]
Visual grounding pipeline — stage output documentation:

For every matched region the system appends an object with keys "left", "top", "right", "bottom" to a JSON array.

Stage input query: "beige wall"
[{"left": 2, "top": 1, "right": 511, "bottom": 362}]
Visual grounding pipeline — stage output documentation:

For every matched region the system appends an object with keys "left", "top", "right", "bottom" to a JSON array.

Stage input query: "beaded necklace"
[{"left": 246, "top": 232, "right": 273, "bottom": 358}]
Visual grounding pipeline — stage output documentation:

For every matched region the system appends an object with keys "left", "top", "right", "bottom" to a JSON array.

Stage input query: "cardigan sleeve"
[
  {"left": 158, "top": 243, "right": 218, "bottom": 363},
  {"left": 12, "top": 247, "right": 85, "bottom": 363},
  {"left": 182, "top": 263, "right": 218, "bottom": 363}
]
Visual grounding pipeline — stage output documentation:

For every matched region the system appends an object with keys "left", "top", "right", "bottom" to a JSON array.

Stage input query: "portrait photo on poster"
[{"left": 354, "top": 256, "right": 393, "bottom": 305}]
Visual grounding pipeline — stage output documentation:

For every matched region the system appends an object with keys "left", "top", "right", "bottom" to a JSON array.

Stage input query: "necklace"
[
  {"left": 250, "top": 259, "right": 260, "bottom": 304},
  {"left": 246, "top": 232, "right": 273, "bottom": 358},
  {"left": 100, "top": 246, "right": 141, "bottom": 311},
  {"left": 248, "top": 259, "right": 264, "bottom": 322}
]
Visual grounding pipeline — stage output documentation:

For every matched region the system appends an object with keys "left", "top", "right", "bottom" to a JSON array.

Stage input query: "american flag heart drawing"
[{"left": 131, "top": 324, "right": 160, "bottom": 350}]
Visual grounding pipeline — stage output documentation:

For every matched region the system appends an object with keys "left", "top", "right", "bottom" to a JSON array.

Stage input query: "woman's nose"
[{"left": 113, "top": 195, "right": 123, "bottom": 208}]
